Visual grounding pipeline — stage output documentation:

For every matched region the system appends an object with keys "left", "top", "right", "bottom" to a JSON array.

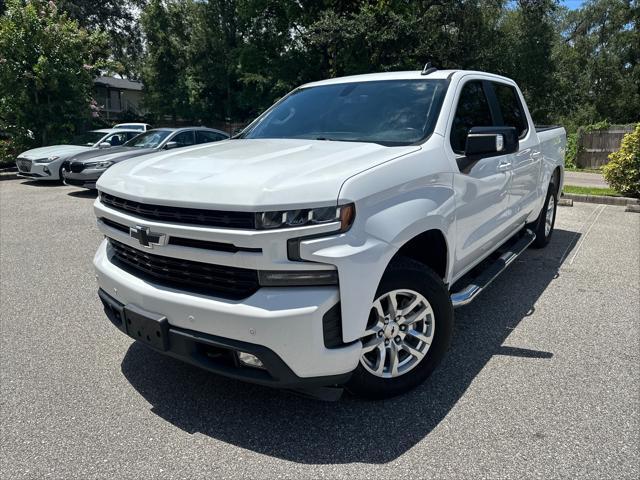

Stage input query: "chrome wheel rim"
[
  {"left": 359, "top": 289, "right": 435, "bottom": 379},
  {"left": 545, "top": 195, "right": 555, "bottom": 237}
]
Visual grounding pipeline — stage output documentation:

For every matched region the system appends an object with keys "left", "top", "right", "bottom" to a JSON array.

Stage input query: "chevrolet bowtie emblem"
[{"left": 129, "top": 225, "right": 166, "bottom": 248}]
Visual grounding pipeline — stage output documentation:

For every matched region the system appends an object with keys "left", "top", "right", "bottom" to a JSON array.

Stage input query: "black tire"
[
  {"left": 530, "top": 181, "right": 557, "bottom": 249},
  {"left": 58, "top": 165, "right": 66, "bottom": 185},
  {"left": 346, "top": 256, "right": 453, "bottom": 399}
]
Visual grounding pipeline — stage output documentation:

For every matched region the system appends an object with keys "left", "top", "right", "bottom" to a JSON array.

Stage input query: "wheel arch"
[{"left": 390, "top": 228, "right": 449, "bottom": 282}]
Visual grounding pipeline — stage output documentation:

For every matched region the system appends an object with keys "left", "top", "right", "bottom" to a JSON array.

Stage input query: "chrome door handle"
[{"left": 497, "top": 162, "right": 512, "bottom": 171}]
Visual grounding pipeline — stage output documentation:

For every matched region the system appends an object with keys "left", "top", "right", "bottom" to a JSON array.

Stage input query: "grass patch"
[
  {"left": 563, "top": 185, "right": 622, "bottom": 197},
  {"left": 565, "top": 166, "right": 603, "bottom": 173}
]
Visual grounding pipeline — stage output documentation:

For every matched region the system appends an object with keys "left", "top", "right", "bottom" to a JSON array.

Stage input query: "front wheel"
[{"left": 346, "top": 257, "right": 453, "bottom": 399}]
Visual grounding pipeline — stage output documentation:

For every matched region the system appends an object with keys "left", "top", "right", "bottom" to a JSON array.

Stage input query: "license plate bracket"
[{"left": 124, "top": 304, "right": 169, "bottom": 351}]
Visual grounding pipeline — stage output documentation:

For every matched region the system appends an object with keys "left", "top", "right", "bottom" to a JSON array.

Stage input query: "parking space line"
[
  {"left": 558, "top": 204, "right": 603, "bottom": 267},
  {"left": 567, "top": 204, "right": 607, "bottom": 266}
]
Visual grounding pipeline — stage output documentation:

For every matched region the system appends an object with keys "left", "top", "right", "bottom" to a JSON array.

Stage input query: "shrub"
[
  {"left": 603, "top": 124, "right": 640, "bottom": 198},
  {"left": 0, "top": 137, "right": 19, "bottom": 168},
  {"left": 565, "top": 132, "right": 578, "bottom": 169}
]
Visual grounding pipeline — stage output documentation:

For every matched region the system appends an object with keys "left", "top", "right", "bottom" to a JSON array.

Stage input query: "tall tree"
[
  {"left": 140, "top": 0, "right": 192, "bottom": 122},
  {"left": 56, "top": 0, "right": 147, "bottom": 77},
  {"left": 0, "top": 0, "right": 108, "bottom": 147},
  {"left": 554, "top": 0, "right": 639, "bottom": 127}
]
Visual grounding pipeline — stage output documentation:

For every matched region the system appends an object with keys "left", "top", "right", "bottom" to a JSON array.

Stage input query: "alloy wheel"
[{"left": 359, "top": 289, "right": 435, "bottom": 378}]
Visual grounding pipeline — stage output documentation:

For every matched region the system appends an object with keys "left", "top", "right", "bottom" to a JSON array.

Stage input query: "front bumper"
[
  {"left": 16, "top": 159, "right": 61, "bottom": 180},
  {"left": 63, "top": 168, "right": 102, "bottom": 189},
  {"left": 94, "top": 239, "right": 362, "bottom": 383},
  {"left": 99, "top": 289, "right": 352, "bottom": 389}
]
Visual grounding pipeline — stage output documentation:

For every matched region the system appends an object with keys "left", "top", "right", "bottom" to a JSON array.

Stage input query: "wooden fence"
[{"left": 576, "top": 125, "right": 635, "bottom": 169}]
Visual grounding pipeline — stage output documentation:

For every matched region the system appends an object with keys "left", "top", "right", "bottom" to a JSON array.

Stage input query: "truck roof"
[{"left": 302, "top": 70, "right": 516, "bottom": 88}]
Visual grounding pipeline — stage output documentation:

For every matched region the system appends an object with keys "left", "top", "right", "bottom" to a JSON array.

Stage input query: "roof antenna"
[{"left": 421, "top": 62, "right": 437, "bottom": 75}]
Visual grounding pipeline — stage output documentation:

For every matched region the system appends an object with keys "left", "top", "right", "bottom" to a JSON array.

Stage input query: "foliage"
[
  {"left": 134, "top": 0, "right": 638, "bottom": 128},
  {"left": 56, "top": 0, "right": 148, "bottom": 78},
  {"left": 0, "top": 136, "right": 18, "bottom": 167},
  {"left": 603, "top": 124, "right": 640, "bottom": 198},
  {"left": 2, "top": 0, "right": 639, "bottom": 143},
  {"left": 0, "top": 0, "right": 109, "bottom": 152},
  {"left": 565, "top": 132, "right": 579, "bottom": 169}
]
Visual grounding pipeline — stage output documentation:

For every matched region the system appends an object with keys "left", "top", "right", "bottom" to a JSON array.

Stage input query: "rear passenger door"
[
  {"left": 171, "top": 130, "right": 196, "bottom": 148},
  {"left": 491, "top": 82, "right": 539, "bottom": 223},
  {"left": 196, "top": 130, "right": 228, "bottom": 144},
  {"left": 447, "top": 79, "right": 519, "bottom": 279}
]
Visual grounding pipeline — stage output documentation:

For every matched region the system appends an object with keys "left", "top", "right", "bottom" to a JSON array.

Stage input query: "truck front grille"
[
  {"left": 16, "top": 158, "right": 32, "bottom": 172},
  {"left": 100, "top": 193, "right": 256, "bottom": 229},
  {"left": 108, "top": 239, "right": 260, "bottom": 300}
]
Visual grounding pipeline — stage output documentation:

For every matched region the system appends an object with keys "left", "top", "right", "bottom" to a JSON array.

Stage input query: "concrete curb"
[{"left": 561, "top": 193, "right": 639, "bottom": 207}]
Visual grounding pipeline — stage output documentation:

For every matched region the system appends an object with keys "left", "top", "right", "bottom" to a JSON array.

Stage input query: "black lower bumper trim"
[
  {"left": 64, "top": 177, "right": 96, "bottom": 188},
  {"left": 98, "top": 288, "right": 352, "bottom": 390},
  {"left": 18, "top": 172, "right": 46, "bottom": 178}
]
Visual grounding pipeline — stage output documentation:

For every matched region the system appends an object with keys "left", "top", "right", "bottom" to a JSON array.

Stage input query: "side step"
[{"left": 450, "top": 229, "right": 536, "bottom": 308}]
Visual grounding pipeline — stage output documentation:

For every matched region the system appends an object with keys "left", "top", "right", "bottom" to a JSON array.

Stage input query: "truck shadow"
[{"left": 121, "top": 228, "right": 580, "bottom": 464}]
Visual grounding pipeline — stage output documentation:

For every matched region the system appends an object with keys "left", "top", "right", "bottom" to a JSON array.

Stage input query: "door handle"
[{"left": 497, "top": 162, "right": 512, "bottom": 171}]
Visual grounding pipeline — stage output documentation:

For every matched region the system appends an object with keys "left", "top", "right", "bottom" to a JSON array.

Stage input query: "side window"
[
  {"left": 107, "top": 133, "right": 127, "bottom": 146},
  {"left": 171, "top": 131, "right": 195, "bottom": 147},
  {"left": 126, "top": 132, "right": 139, "bottom": 141},
  {"left": 493, "top": 83, "right": 528, "bottom": 137},
  {"left": 450, "top": 81, "right": 494, "bottom": 153},
  {"left": 196, "top": 131, "right": 227, "bottom": 144}
]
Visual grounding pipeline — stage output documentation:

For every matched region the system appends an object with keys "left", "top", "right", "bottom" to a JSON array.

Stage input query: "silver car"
[
  {"left": 15, "top": 129, "right": 140, "bottom": 182},
  {"left": 62, "top": 127, "right": 229, "bottom": 189}
]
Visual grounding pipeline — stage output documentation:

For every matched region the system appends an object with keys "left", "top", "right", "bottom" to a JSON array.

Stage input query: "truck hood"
[
  {"left": 97, "top": 139, "right": 420, "bottom": 210},
  {"left": 69, "top": 146, "right": 155, "bottom": 163},
  {"left": 18, "top": 145, "right": 91, "bottom": 160}
]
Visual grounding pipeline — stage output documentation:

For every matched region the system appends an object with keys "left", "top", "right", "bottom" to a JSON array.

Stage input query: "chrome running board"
[{"left": 450, "top": 229, "right": 536, "bottom": 308}]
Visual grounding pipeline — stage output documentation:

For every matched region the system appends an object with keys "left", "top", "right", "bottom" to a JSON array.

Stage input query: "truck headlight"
[
  {"left": 85, "top": 160, "right": 114, "bottom": 170},
  {"left": 256, "top": 203, "right": 355, "bottom": 231}
]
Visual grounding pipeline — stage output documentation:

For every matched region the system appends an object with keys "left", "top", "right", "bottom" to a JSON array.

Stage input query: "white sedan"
[{"left": 15, "top": 129, "right": 139, "bottom": 182}]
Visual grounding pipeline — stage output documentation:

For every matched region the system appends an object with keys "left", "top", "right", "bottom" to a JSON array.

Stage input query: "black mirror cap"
[{"left": 465, "top": 126, "right": 519, "bottom": 159}]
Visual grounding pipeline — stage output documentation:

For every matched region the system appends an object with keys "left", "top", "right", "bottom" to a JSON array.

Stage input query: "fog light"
[
  {"left": 238, "top": 351, "right": 264, "bottom": 369},
  {"left": 43, "top": 166, "right": 50, "bottom": 174}
]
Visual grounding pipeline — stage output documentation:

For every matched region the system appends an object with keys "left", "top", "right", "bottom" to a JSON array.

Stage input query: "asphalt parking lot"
[{"left": 1, "top": 177, "right": 638, "bottom": 479}]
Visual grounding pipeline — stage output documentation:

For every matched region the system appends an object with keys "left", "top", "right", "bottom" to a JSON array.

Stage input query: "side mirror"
[
  {"left": 98, "top": 142, "right": 112, "bottom": 149},
  {"left": 465, "top": 126, "right": 518, "bottom": 158},
  {"left": 165, "top": 141, "right": 179, "bottom": 150}
]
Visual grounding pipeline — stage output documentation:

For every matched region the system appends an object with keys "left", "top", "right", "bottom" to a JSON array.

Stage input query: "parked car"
[
  {"left": 113, "top": 123, "right": 152, "bottom": 132},
  {"left": 63, "top": 127, "right": 229, "bottom": 189},
  {"left": 15, "top": 129, "right": 140, "bottom": 182},
  {"left": 93, "top": 70, "right": 565, "bottom": 399}
]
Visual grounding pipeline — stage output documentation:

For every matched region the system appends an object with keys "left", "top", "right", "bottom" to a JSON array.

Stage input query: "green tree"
[
  {"left": 56, "top": 0, "right": 148, "bottom": 77},
  {"left": 0, "top": 0, "right": 108, "bottom": 148},
  {"left": 140, "top": 0, "right": 193, "bottom": 123},
  {"left": 553, "top": 0, "right": 639, "bottom": 128}
]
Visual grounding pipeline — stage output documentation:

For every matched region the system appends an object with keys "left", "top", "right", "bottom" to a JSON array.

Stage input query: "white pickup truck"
[{"left": 93, "top": 69, "right": 565, "bottom": 399}]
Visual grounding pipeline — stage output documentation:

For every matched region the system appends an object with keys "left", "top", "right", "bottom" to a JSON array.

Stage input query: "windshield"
[
  {"left": 241, "top": 79, "right": 448, "bottom": 145},
  {"left": 124, "top": 130, "right": 171, "bottom": 148},
  {"left": 71, "top": 131, "right": 106, "bottom": 146}
]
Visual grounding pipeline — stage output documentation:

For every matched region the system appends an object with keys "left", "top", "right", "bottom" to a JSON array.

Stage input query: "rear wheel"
[
  {"left": 346, "top": 257, "right": 453, "bottom": 399},
  {"left": 531, "top": 181, "right": 557, "bottom": 248}
]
